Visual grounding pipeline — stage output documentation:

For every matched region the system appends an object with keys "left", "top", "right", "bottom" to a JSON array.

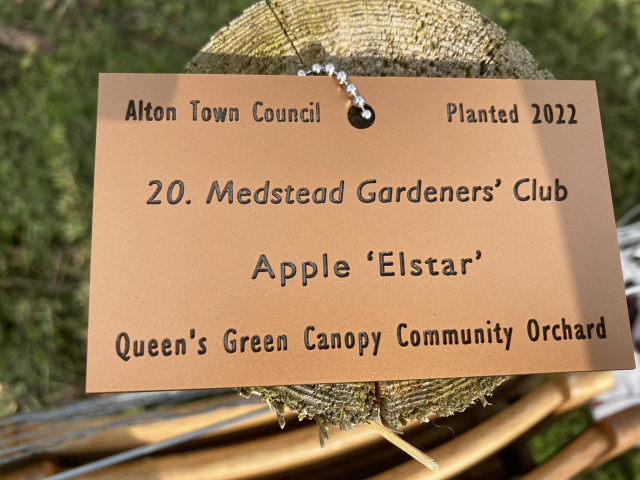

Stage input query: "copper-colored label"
[{"left": 87, "top": 74, "right": 634, "bottom": 393}]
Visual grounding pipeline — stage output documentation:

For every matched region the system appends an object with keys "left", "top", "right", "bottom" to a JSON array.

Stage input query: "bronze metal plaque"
[{"left": 87, "top": 74, "right": 634, "bottom": 393}]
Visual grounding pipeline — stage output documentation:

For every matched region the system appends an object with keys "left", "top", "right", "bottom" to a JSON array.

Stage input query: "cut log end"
[{"left": 187, "top": 0, "right": 550, "bottom": 429}]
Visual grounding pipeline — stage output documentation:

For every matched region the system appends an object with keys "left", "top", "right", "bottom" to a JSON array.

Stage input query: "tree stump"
[{"left": 186, "top": 0, "right": 552, "bottom": 431}]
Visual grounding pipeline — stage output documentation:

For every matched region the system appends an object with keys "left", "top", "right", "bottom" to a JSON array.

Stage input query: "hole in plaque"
[{"left": 348, "top": 104, "right": 375, "bottom": 129}]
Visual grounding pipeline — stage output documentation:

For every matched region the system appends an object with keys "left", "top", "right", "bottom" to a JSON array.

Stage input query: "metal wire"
[
  {"left": 0, "top": 389, "right": 235, "bottom": 466},
  {"left": 45, "top": 406, "right": 271, "bottom": 480}
]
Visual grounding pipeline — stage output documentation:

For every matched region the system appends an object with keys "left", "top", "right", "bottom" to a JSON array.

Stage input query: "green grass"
[
  {"left": 467, "top": 0, "right": 640, "bottom": 219},
  {"left": 0, "top": 0, "right": 639, "bottom": 475},
  {"left": 525, "top": 407, "right": 640, "bottom": 480},
  {"left": 528, "top": 407, "right": 592, "bottom": 465},
  {"left": 0, "top": 0, "right": 255, "bottom": 411},
  {"left": 579, "top": 450, "right": 640, "bottom": 480}
]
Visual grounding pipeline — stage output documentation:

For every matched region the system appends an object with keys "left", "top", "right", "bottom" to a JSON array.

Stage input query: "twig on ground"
[
  {"left": 367, "top": 420, "right": 439, "bottom": 472},
  {"left": 0, "top": 22, "right": 53, "bottom": 52}
]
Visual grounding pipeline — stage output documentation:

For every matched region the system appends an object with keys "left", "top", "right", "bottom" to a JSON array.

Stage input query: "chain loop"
[{"left": 298, "top": 64, "right": 372, "bottom": 120}]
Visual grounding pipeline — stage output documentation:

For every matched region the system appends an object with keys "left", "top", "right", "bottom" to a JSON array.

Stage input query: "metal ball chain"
[{"left": 297, "top": 64, "right": 372, "bottom": 120}]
